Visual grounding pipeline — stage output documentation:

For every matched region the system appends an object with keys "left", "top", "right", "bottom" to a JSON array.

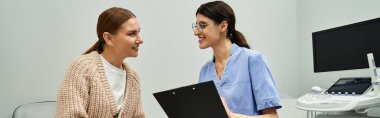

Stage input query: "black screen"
[
  {"left": 312, "top": 17, "right": 380, "bottom": 72},
  {"left": 326, "top": 77, "right": 371, "bottom": 95}
]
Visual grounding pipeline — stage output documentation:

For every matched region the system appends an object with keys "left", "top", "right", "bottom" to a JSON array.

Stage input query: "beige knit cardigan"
[{"left": 56, "top": 51, "right": 144, "bottom": 118}]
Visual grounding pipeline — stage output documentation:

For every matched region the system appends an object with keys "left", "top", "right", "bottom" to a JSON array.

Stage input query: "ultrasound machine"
[{"left": 296, "top": 17, "right": 380, "bottom": 118}]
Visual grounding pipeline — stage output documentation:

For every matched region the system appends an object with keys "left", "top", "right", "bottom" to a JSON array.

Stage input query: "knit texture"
[{"left": 56, "top": 51, "right": 144, "bottom": 118}]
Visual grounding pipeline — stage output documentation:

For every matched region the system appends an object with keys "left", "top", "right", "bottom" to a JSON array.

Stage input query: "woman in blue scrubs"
[{"left": 192, "top": 1, "right": 282, "bottom": 117}]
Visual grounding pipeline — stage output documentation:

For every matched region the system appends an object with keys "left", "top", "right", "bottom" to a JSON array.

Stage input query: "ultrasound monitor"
[{"left": 312, "top": 17, "right": 380, "bottom": 73}]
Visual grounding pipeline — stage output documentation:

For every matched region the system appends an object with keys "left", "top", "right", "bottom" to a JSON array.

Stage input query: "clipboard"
[{"left": 153, "top": 81, "right": 228, "bottom": 118}]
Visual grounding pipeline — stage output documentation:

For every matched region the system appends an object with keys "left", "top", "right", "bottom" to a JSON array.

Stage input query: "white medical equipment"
[
  {"left": 296, "top": 53, "right": 380, "bottom": 118},
  {"left": 368, "top": 53, "right": 380, "bottom": 96},
  {"left": 296, "top": 77, "right": 380, "bottom": 111}
]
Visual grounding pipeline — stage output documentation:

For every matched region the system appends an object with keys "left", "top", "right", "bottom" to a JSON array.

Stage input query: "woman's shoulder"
[
  {"left": 68, "top": 51, "right": 100, "bottom": 68},
  {"left": 240, "top": 48, "right": 263, "bottom": 60},
  {"left": 64, "top": 52, "right": 100, "bottom": 81},
  {"left": 241, "top": 49, "right": 270, "bottom": 67},
  {"left": 232, "top": 44, "right": 262, "bottom": 58}
]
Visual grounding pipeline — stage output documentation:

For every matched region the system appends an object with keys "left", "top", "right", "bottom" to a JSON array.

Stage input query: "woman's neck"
[
  {"left": 100, "top": 50, "right": 124, "bottom": 69},
  {"left": 212, "top": 38, "right": 232, "bottom": 64}
]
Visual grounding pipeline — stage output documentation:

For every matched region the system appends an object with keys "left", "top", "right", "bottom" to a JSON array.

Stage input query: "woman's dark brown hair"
[
  {"left": 196, "top": 1, "right": 251, "bottom": 49},
  {"left": 84, "top": 7, "right": 136, "bottom": 54}
]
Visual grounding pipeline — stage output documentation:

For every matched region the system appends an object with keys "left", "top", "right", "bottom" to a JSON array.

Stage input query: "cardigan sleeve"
[{"left": 56, "top": 58, "right": 90, "bottom": 118}]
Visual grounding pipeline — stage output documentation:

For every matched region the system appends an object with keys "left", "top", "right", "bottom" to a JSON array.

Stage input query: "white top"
[{"left": 100, "top": 55, "right": 126, "bottom": 110}]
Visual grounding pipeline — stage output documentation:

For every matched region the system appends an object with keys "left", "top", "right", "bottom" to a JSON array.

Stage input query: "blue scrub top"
[{"left": 199, "top": 43, "right": 282, "bottom": 116}]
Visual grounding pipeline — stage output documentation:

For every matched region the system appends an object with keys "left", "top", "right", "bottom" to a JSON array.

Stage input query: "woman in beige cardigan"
[{"left": 56, "top": 7, "right": 144, "bottom": 118}]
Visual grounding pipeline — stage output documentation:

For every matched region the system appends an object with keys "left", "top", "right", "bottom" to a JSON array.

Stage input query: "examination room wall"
[
  {"left": 297, "top": 0, "right": 380, "bottom": 97},
  {"left": 0, "top": 0, "right": 297, "bottom": 117}
]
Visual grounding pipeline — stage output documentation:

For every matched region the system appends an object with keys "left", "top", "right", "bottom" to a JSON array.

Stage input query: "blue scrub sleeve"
[{"left": 248, "top": 54, "right": 282, "bottom": 111}]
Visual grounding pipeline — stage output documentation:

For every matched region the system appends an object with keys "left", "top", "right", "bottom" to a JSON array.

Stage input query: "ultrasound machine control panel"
[{"left": 296, "top": 77, "right": 380, "bottom": 111}]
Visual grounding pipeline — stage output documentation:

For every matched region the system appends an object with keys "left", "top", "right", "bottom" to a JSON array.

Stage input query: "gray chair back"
[{"left": 12, "top": 101, "right": 56, "bottom": 118}]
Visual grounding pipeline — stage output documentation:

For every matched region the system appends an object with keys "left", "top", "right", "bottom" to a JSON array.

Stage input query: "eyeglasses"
[{"left": 192, "top": 23, "right": 208, "bottom": 32}]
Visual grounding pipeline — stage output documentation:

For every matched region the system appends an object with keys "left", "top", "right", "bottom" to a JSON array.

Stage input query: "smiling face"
[
  {"left": 193, "top": 14, "right": 226, "bottom": 49},
  {"left": 104, "top": 17, "right": 143, "bottom": 58}
]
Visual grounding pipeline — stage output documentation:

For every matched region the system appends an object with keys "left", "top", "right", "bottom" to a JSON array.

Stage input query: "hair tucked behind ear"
[
  {"left": 84, "top": 7, "right": 136, "bottom": 54},
  {"left": 196, "top": 1, "right": 250, "bottom": 49}
]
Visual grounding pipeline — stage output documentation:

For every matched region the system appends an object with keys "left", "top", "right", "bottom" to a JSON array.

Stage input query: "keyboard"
[
  {"left": 296, "top": 93, "right": 350, "bottom": 110},
  {"left": 298, "top": 93, "right": 332, "bottom": 101}
]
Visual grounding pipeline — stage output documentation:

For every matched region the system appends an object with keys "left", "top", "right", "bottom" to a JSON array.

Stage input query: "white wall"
[
  {"left": 297, "top": 0, "right": 380, "bottom": 96},
  {"left": 0, "top": 0, "right": 297, "bottom": 118}
]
